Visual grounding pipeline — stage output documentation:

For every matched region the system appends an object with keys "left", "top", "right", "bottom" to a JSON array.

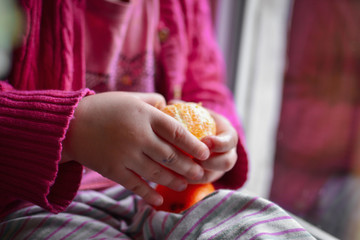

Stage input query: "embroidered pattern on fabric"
[
  {"left": 86, "top": 72, "right": 110, "bottom": 90},
  {"left": 116, "top": 51, "right": 156, "bottom": 92}
]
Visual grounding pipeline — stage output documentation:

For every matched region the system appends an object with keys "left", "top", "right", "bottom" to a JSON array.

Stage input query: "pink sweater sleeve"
[
  {"left": 180, "top": 0, "right": 248, "bottom": 189},
  {"left": 0, "top": 81, "right": 94, "bottom": 215}
]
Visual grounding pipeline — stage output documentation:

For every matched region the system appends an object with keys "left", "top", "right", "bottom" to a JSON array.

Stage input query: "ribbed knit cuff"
[{"left": 0, "top": 88, "right": 94, "bottom": 213}]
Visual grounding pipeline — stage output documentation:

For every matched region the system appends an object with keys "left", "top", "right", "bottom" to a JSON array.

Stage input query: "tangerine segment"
[
  {"left": 155, "top": 183, "right": 215, "bottom": 213},
  {"left": 162, "top": 102, "right": 216, "bottom": 140}
]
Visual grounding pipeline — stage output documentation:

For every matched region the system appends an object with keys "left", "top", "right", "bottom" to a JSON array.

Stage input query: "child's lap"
[{"left": 1, "top": 186, "right": 315, "bottom": 240}]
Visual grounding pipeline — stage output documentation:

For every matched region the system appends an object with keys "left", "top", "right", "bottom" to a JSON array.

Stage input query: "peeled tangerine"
[
  {"left": 161, "top": 102, "right": 216, "bottom": 140},
  {"left": 155, "top": 102, "right": 216, "bottom": 213}
]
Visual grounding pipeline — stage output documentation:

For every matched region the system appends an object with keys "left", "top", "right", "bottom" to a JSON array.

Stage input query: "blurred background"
[
  {"left": 1, "top": 0, "right": 359, "bottom": 239},
  {"left": 213, "top": 0, "right": 360, "bottom": 239},
  {"left": 0, "top": 0, "right": 22, "bottom": 78}
]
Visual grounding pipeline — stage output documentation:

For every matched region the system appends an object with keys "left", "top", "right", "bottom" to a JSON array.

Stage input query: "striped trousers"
[{"left": 0, "top": 186, "right": 315, "bottom": 239}]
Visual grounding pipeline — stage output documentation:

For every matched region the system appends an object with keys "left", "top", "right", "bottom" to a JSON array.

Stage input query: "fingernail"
[
  {"left": 176, "top": 181, "right": 187, "bottom": 191},
  {"left": 193, "top": 167, "right": 204, "bottom": 180},
  {"left": 152, "top": 196, "right": 163, "bottom": 206},
  {"left": 198, "top": 147, "right": 210, "bottom": 160}
]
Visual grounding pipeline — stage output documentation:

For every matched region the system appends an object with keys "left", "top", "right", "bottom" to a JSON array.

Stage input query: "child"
[
  {"left": 0, "top": 1, "right": 315, "bottom": 239},
  {"left": 1, "top": 0, "right": 247, "bottom": 219}
]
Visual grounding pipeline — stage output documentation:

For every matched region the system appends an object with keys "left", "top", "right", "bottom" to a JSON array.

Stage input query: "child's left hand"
[{"left": 188, "top": 110, "right": 238, "bottom": 184}]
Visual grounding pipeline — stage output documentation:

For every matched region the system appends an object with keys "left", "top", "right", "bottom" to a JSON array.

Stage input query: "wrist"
[
  {"left": 61, "top": 123, "right": 75, "bottom": 164},
  {"left": 60, "top": 95, "right": 90, "bottom": 164}
]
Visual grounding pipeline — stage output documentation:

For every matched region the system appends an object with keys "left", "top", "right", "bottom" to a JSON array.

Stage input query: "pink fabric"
[
  {"left": 0, "top": 81, "right": 93, "bottom": 218},
  {"left": 0, "top": 0, "right": 248, "bottom": 218},
  {"left": 0, "top": 0, "right": 92, "bottom": 218},
  {"left": 85, "top": 0, "right": 132, "bottom": 84},
  {"left": 10, "top": 0, "right": 85, "bottom": 90}
]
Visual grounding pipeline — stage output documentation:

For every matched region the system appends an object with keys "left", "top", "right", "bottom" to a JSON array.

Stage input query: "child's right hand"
[{"left": 61, "top": 92, "right": 210, "bottom": 206}]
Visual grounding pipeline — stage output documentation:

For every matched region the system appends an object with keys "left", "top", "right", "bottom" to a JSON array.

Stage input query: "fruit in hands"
[
  {"left": 155, "top": 102, "right": 216, "bottom": 213},
  {"left": 155, "top": 183, "right": 215, "bottom": 213},
  {"left": 161, "top": 102, "right": 216, "bottom": 140}
]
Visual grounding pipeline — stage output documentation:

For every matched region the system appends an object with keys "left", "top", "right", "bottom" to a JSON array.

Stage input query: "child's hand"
[
  {"left": 61, "top": 92, "right": 210, "bottom": 206},
  {"left": 188, "top": 111, "right": 238, "bottom": 184}
]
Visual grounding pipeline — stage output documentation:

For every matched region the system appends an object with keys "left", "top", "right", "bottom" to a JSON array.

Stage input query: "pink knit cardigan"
[{"left": 0, "top": 0, "right": 248, "bottom": 218}]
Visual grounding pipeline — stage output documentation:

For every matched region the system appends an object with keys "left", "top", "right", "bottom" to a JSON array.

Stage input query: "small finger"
[
  {"left": 128, "top": 153, "right": 188, "bottom": 191},
  {"left": 203, "top": 112, "right": 238, "bottom": 153},
  {"left": 199, "top": 148, "right": 237, "bottom": 171},
  {"left": 187, "top": 170, "right": 224, "bottom": 184},
  {"left": 202, "top": 133, "right": 237, "bottom": 153},
  {"left": 151, "top": 113, "right": 210, "bottom": 160},
  {"left": 117, "top": 169, "right": 164, "bottom": 206},
  {"left": 143, "top": 138, "right": 204, "bottom": 181}
]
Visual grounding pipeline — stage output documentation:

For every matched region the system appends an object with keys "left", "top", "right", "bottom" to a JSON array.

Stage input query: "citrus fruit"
[
  {"left": 155, "top": 183, "right": 215, "bottom": 213},
  {"left": 162, "top": 102, "right": 216, "bottom": 140},
  {"left": 154, "top": 102, "right": 216, "bottom": 213}
]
